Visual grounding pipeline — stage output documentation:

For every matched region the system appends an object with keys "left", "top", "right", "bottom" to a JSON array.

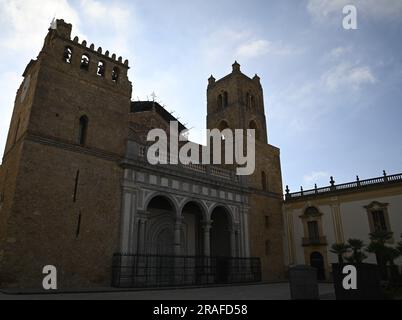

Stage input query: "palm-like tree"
[
  {"left": 345, "top": 239, "right": 367, "bottom": 264},
  {"left": 330, "top": 243, "right": 350, "bottom": 264},
  {"left": 369, "top": 231, "right": 394, "bottom": 244},
  {"left": 367, "top": 231, "right": 398, "bottom": 281},
  {"left": 367, "top": 231, "right": 394, "bottom": 273}
]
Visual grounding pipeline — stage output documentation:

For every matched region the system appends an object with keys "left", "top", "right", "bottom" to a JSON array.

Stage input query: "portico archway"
[
  {"left": 182, "top": 201, "right": 204, "bottom": 256},
  {"left": 210, "top": 206, "right": 232, "bottom": 257},
  {"left": 146, "top": 195, "right": 176, "bottom": 256}
]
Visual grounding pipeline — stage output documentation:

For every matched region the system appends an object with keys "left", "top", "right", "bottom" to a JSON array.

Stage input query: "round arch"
[
  {"left": 144, "top": 192, "right": 179, "bottom": 216},
  {"left": 181, "top": 200, "right": 206, "bottom": 256},
  {"left": 208, "top": 204, "right": 235, "bottom": 227},
  {"left": 210, "top": 205, "right": 235, "bottom": 259},
  {"left": 249, "top": 120, "right": 260, "bottom": 140},
  {"left": 218, "top": 120, "right": 230, "bottom": 131},
  {"left": 179, "top": 199, "right": 208, "bottom": 221}
]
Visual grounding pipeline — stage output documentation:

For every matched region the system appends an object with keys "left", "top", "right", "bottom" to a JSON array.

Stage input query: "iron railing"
[{"left": 112, "top": 254, "right": 262, "bottom": 288}]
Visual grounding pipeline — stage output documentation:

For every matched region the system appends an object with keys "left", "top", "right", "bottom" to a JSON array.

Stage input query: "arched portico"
[{"left": 145, "top": 195, "right": 177, "bottom": 256}]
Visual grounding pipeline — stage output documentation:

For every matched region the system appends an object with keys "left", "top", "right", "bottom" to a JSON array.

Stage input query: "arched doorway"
[
  {"left": 146, "top": 195, "right": 177, "bottom": 286},
  {"left": 210, "top": 206, "right": 232, "bottom": 283},
  {"left": 310, "top": 252, "right": 326, "bottom": 281},
  {"left": 182, "top": 202, "right": 204, "bottom": 256},
  {"left": 146, "top": 195, "right": 176, "bottom": 256},
  {"left": 182, "top": 202, "right": 205, "bottom": 284}
]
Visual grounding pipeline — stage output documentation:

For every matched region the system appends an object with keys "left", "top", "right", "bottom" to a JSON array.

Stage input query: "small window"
[
  {"left": 223, "top": 92, "right": 229, "bottom": 108},
  {"left": 80, "top": 54, "right": 90, "bottom": 71},
  {"left": 78, "top": 116, "right": 88, "bottom": 146},
  {"left": 262, "top": 171, "right": 267, "bottom": 191},
  {"left": 63, "top": 46, "right": 73, "bottom": 64},
  {"left": 372, "top": 210, "right": 388, "bottom": 232},
  {"left": 97, "top": 61, "right": 105, "bottom": 77},
  {"left": 217, "top": 94, "right": 223, "bottom": 109},
  {"left": 249, "top": 120, "right": 260, "bottom": 140},
  {"left": 308, "top": 221, "right": 320, "bottom": 242},
  {"left": 112, "top": 67, "right": 119, "bottom": 82},
  {"left": 246, "top": 92, "right": 250, "bottom": 108}
]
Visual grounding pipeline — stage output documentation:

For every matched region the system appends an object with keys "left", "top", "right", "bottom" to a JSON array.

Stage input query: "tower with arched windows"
[
  {"left": 207, "top": 62, "right": 285, "bottom": 282},
  {"left": 0, "top": 19, "right": 132, "bottom": 289},
  {"left": 207, "top": 61, "right": 268, "bottom": 144}
]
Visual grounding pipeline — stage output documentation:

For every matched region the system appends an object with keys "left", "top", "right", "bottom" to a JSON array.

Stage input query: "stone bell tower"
[
  {"left": 207, "top": 61, "right": 268, "bottom": 144},
  {"left": 206, "top": 62, "right": 285, "bottom": 281},
  {"left": 0, "top": 19, "right": 132, "bottom": 289}
]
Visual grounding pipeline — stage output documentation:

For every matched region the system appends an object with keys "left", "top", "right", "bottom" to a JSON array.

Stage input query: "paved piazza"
[{"left": 0, "top": 283, "right": 335, "bottom": 300}]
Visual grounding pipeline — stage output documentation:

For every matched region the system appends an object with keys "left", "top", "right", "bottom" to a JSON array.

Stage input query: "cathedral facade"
[{"left": 0, "top": 20, "right": 285, "bottom": 289}]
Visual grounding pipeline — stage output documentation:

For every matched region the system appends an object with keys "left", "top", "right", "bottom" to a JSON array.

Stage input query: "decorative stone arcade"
[{"left": 112, "top": 141, "right": 261, "bottom": 288}]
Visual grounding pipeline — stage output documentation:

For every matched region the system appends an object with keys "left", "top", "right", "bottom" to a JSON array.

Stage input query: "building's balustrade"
[
  {"left": 136, "top": 146, "right": 239, "bottom": 182},
  {"left": 285, "top": 172, "right": 402, "bottom": 200}
]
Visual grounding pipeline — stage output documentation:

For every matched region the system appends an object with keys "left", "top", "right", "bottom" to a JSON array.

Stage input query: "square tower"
[
  {"left": 0, "top": 20, "right": 132, "bottom": 289},
  {"left": 207, "top": 62, "right": 285, "bottom": 281}
]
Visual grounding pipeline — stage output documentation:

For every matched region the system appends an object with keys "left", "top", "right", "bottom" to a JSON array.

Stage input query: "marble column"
[
  {"left": 174, "top": 218, "right": 184, "bottom": 256},
  {"left": 202, "top": 220, "right": 212, "bottom": 256}
]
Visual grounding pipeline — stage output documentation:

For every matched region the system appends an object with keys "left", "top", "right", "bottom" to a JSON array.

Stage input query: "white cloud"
[
  {"left": 0, "top": 0, "right": 82, "bottom": 52},
  {"left": 77, "top": 0, "right": 138, "bottom": 60},
  {"left": 303, "top": 171, "right": 330, "bottom": 186},
  {"left": 202, "top": 28, "right": 297, "bottom": 70},
  {"left": 307, "top": 0, "right": 402, "bottom": 21},
  {"left": 236, "top": 39, "right": 293, "bottom": 59},
  {"left": 329, "top": 46, "right": 351, "bottom": 59},
  {"left": 322, "top": 62, "right": 376, "bottom": 91}
]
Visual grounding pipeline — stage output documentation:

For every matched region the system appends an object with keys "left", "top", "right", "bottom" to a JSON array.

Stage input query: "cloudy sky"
[{"left": 0, "top": 0, "right": 401, "bottom": 191}]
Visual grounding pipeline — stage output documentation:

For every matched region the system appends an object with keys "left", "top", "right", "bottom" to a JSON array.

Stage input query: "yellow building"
[{"left": 283, "top": 172, "right": 402, "bottom": 280}]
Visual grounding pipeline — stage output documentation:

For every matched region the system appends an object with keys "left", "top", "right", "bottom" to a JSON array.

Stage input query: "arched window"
[
  {"left": 63, "top": 46, "right": 73, "bottom": 64},
  {"left": 305, "top": 207, "right": 320, "bottom": 217},
  {"left": 249, "top": 120, "right": 260, "bottom": 140},
  {"left": 78, "top": 116, "right": 88, "bottom": 146},
  {"left": 217, "top": 94, "right": 223, "bottom": 110},
  {"left": 80, "top": 54, "right": 90, "bottom": 71},
  {"left": 112, "top": 67, "right": 119, "bottom": 82},
  {"left": 223, "top": 92, "right": 229, "bottom": 108},
  {"left": 262, "top": 171, "right": 267, "bottom": 191},
  {"left": 218, "top": 120, "right": 229, "bottom": 131},
  {"left": 97, "top": 61, "right": 105, "bottom": 77},
  {"left": 218, "top": 120, "right": 230, "bottom": 140},
  {"left": 251, "top": 95, "right": 256, "bottom": 110}
]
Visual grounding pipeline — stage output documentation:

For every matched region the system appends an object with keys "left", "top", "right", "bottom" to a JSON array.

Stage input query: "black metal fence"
[{"left": 112, "top": 253, "right": 262, "bottom": 288}]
